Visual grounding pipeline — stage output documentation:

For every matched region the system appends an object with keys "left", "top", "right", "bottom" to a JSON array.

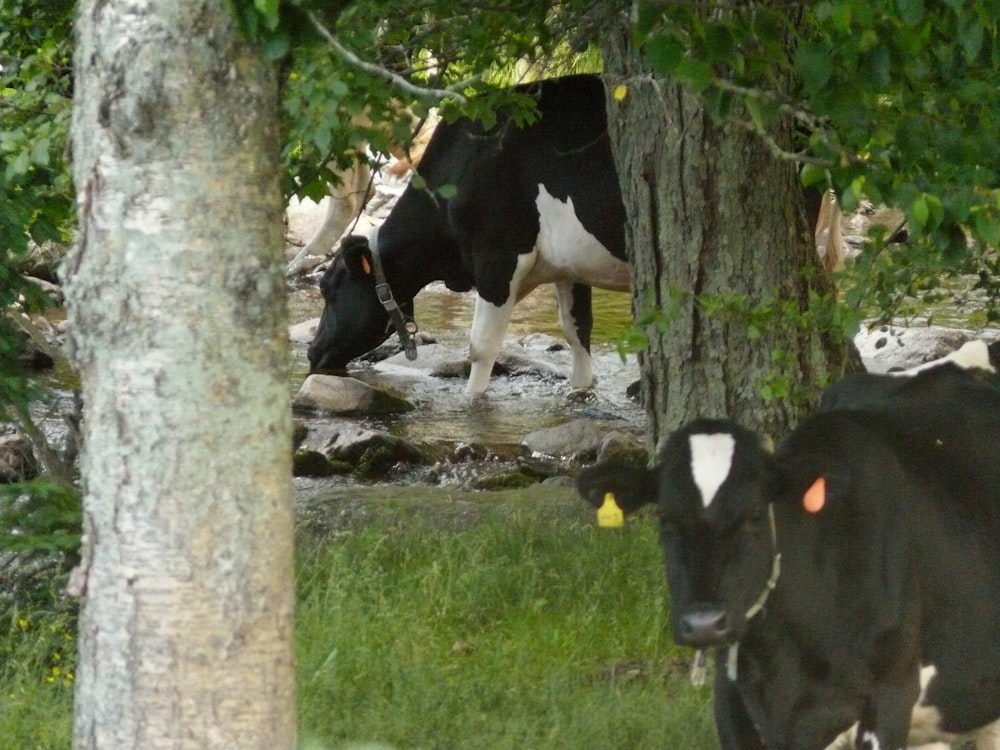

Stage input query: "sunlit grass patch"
[{"left": 296, "top": 486, "right": 717, "bottom": 750}]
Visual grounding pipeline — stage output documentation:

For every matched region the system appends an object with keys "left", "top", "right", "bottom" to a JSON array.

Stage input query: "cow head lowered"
[
  {"left": 308, "top": 235, "right": 415, "bottom": 373},
  {"left": 577, "top": 419, "right": 783, "bottom": 649}
]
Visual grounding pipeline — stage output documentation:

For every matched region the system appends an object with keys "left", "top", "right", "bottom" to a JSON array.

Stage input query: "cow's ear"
[
  {"left": 576, "top": 457, "right": 656, "bottom": 515},
  {"left": 340, "top": 235, "right": 374, "bottom": 279}
]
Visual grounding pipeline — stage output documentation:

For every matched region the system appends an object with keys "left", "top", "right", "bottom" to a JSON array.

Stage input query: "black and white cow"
[
  {"left": 577, "top": 361, "right": 1000, "bottom": 749},
  {"left": 307, "top": 74, "right": 629, "bottom": 395}
]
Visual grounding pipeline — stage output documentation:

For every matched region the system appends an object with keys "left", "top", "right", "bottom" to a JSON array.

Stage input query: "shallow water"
[{"left": 290, "top": 281, "right": 642, "bottom": 449}]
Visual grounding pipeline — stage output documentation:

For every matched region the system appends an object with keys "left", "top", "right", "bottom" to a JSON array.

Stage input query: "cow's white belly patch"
[
  {"left": 689, "top": 433, "right": 736, "bottom": 508},
  {"left": 531, "top": 184, "right": 629, "bottom": 291},
  {"left": 822, "top": 664, "right": 988, "bottom": 750}
]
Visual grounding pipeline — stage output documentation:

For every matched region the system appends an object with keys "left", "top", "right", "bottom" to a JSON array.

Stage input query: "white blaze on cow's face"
[{"left": 689, "top": 433, "right": 736, "bottom": 508}]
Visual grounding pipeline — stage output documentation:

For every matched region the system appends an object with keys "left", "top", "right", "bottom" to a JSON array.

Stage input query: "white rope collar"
[{"left": 691, "top": 504, "right": 781, "bottom": 686}]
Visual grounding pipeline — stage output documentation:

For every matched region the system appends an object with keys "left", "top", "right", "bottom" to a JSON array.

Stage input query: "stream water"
[{"left": 288, "top": 282, "right": 643, "bottom": 448}]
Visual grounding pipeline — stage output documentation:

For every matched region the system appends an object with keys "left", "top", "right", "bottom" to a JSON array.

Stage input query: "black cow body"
[
  {"left": 578, "top": 363, "right": 1000, "bottom": 749},
  {"left": 307, "top": 74, "right": 629, "bottom": 395}
]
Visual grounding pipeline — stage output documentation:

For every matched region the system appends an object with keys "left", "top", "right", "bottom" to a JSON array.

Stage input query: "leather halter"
[{"left": 368, "top": 226, "right": 418, "bottom": 360}]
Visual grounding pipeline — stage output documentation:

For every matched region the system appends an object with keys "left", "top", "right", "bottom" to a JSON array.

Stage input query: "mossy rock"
[
  {"left": 293, "top": 450, "right": 352, "bottom": 478},
  {"left": 471, "top": 471, "right": 538, "bottom": 491},
  {"left": 341, "top": 435, "right": 431, "bottom": 478}
]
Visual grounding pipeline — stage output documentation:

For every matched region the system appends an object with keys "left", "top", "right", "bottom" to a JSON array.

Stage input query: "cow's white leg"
[
  {"left": 466, "top": 251, "right": 537, "bottom": 395},
  {"left": 467, "top": 293, "right": 517, "bottom": 395},
  {"left": 554, "top": 280, "right": 594, "bottom": 389}
]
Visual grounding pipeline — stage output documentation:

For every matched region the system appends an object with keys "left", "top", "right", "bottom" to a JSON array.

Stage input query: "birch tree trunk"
[
  {"left": 601, "top": 16, "right": 855, "bottom": 448},
  {"left": 66, "top": 2, "right": 296, "bottom": 747}
]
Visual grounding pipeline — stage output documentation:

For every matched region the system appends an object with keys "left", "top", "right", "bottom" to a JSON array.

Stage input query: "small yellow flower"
[{"left": 17, "top": 618, "right": 29, "bottom": 630}]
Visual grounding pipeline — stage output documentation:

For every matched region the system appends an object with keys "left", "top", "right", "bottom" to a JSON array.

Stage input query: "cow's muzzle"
[{"left": 677, "top": 605, "right": 735, "bottom": 647}]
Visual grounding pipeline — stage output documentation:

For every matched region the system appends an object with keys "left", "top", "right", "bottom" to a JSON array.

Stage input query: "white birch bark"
[{"left": 66, "top": 1, "right": 296, "bottom": 747}]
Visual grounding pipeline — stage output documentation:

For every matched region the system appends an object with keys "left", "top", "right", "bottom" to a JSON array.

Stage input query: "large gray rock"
[
  {"left": 854, "top": 324, "right": 999, "bottom": 373},
  {"left": 521, "top": 418, "right": 641, "bottom": 459},
  {"left": 296, "top": 420, "right": 430, "bottom": 477},
  {"left": 288, "top": 319, "right": 317, "bottom": 345}
]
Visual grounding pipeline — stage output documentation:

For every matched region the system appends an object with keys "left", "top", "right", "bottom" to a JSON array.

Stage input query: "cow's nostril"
[{"left": 679, "top": 607, "right": 733, "bottom": 646}]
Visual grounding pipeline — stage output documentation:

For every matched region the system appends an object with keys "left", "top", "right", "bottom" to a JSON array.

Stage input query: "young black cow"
[
  {"left": 578, "top": 363, "right": 1000, "bottom": 749},
  {"left": 307, "top": 74, "right": 629, "bottom": 395}
]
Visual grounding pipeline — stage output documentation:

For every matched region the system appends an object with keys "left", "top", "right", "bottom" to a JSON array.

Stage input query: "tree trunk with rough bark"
[
  {"left": 66, "top": 2, "right": 296, "bottom": 748},
  {"left": 601, "top": 18, "right": 854, "bottom": 449}
]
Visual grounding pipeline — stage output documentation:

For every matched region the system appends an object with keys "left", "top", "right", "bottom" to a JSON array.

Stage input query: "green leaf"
[
  {"left": 644, "top": 33, "right": 684, "bottom": 74},
  {"left": 436, "top": 183, "right": 457, "bottom": 199},
  {"left": 959, "top": 13, "right": 984, "bottom": 63},
  {"left": 975, "top": 208, "right": 1000, "bottom": 247},
  {"left": 674, "top": 58, "right": 713, "bottom": 94},
  {"left": 910, "top": 195, "right": 929, "bottom": 229},
  {"left": 801, "top": 163, "right": 829, "bottom": 188},
  {"left": 260, "top": 29, "right": 290, "bottom": 61},
  {"left": 703, "top": 86, "right": 731, "bottom": 121},
  {"left": 896, "top": 0, "right": 925, "bottom": 26},
  {"left": 254, "top": 0, "right": 281, "bottom": 30},
  {"left": 704, "top": 23, "right": 734, "bottom": 65},
  {"left": 794, "top": 41, "right": 833, "bottom": 95},
  {"left": 841, "top": 177, "right": 865, "bottom": 213},
  {"left": 29, "top": 137, "right": 50, "bottom": 167},
  {"left": 744, "top": 96, "right": 765, "bottom": 131}
]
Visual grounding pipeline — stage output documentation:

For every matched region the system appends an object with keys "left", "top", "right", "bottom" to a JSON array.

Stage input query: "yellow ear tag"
[
  {"left": 597, "top": 492, "right": 624, "bottom": 528},
  {"left": 803, "top": 477, "right": 826, "bottom": 514},
  {"left": 360, "top": 255, "right": 372, "bottom": 275}
]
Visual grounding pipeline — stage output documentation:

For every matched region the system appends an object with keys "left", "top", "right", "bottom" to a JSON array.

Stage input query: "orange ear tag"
[
  {"left": 360, "top": 255, "right": 372, "bottom": 275},
  {"left": 803, "top": 477, "right": 826, "bottom": 514}
]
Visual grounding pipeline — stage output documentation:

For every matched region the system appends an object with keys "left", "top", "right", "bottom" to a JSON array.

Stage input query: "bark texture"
[
  {"left": 67, "top": 2, "right": 295, "bottom": 748},
  {"left": 601, "top": 16, "right": 853, "bottom": 448}
]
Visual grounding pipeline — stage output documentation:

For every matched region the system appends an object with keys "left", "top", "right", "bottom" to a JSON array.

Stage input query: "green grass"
[
  {"left": 295, "top": 486, "right": 717, "bottom": 750},
  {"left": 0, "top": 604, "right": 76, "bottom": 750},
  {"left": 0, "top": 485, "right": 719, "bottom": 749}
]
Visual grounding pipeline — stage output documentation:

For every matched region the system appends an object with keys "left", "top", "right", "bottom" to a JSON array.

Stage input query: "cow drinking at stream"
[{"left": 307, "top": 74, "right": 630, "bottom": 395}]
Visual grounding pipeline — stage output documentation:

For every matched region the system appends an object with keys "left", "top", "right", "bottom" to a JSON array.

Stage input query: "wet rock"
[
  {"left": 293, "top": 374, "right": 414, "bottom": 414},
  {"left": 288, "top": 319, "right": 317, "bottom": 344},
  {"left": 297, "top": 420, "right": 432, "bottom": 478},
  {"left": 292, "top": 450, "right": 351, "bottom": 478},
  {"left": 520, "top": 417, "right": 641, "bottom": 459},
  {"left": 471, "top": 471, "right": 538, "bottom": 490},
  {"left": 379, "top": 343, "right": 468, "bottom": 377},
  {"left": 16, "top": 240, "right": 66, "bottom": 284},
  {"left": 494, "top": 349, "right": 564, "bottom": 379},
  {"left": 292, "top": 421, "right": 309, "bottom": 449},
  {"left": 0, "top": 433, "right": 39, "bottom": 483},
  {"left": 597, "top": 431, "right": 645, "bottom": 462}
]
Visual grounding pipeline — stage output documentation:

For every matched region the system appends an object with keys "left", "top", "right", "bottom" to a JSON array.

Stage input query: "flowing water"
[{"left": 289, "top": 282, "right": 643, "bottom": 449}]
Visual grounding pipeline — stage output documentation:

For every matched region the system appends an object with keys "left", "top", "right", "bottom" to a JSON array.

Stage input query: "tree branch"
[{"left": 306, "top": 11, "right": 471, "bottom": 104}]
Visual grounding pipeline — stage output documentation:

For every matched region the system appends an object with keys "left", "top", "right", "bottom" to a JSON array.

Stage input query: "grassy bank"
[
  {"left": 295, "top": 485, "right": 715, "bottom": 750},
  {"left": 1, "top": 485, "right": 717, "bottom": 749}
]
